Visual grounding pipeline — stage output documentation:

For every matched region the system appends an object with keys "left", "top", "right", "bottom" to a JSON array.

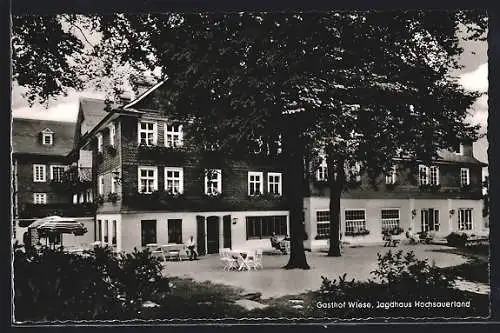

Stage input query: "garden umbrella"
[{"left": 31, "top": 216, "right": 88, "bottom": 248}]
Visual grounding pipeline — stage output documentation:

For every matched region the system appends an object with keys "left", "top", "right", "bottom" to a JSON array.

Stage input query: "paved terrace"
[{"left": 164, "top": 244, "right": 471, "bottom": 299}]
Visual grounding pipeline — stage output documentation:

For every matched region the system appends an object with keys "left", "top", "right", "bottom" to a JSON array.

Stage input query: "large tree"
[{"left": 11, "top": 11, "right": 487, "bottom": 266}]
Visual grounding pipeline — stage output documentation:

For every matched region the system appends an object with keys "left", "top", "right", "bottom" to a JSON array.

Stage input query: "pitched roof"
[
  {"left": 437, "top": 149, "right": 487, "bottom": 166},
  {"left": 79, "top": 98, "right": 110, "bottom": 136},
  {"left": 12, "top": 118, "right": 76, "bottom": 156}
]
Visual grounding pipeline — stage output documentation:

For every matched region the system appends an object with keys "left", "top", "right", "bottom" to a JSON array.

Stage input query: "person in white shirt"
[{"left": 186, "top": 235, "right": 198, "bottom": 260}]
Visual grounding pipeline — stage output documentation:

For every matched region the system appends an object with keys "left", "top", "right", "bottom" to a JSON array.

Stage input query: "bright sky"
[{"left": 11, "top": 19, "right": 489, "bottom": 169}]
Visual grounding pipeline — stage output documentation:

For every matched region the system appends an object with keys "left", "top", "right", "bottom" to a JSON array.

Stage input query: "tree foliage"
[{"left": 11, "top": 11, "right": 487, "bottom": 265}]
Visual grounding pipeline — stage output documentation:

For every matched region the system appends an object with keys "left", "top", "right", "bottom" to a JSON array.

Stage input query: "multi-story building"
[
  {"left": 77, "top": 83, "right": 487, "bottom": 254},
  {"left": 77, "top": 86, "right": 288, "bottom": 253},
  {"left": 304, "top": 142, "right": 487, "bottom": 250},
  {"left": 11, "top": 118, "right": 94, "bottom": 244}
]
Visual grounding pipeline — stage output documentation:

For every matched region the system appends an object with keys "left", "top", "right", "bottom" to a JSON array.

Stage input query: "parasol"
[{"left": 30, "top": 216, "right": 88, "bottom": 248}]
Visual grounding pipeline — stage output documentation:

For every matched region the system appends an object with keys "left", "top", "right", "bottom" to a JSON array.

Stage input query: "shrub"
[
  {"left": 107, "top": 192, "right": 120, "bottom": 203},
  {"left": 13, "top": 246, "right": 170, "bottom": 321},
  {"left": 446, "top": 232, "right": 469, "bottom": 248},
  {"left": 312, "top": 250, "right": 484, "bottom": 318}
]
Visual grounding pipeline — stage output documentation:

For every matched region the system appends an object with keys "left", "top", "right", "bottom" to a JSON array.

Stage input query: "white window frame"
[
  {"left": 418, "top": 164, "right": 429, "bottom": 185},
  {"left": 33, "top": 192, "right": 47, "bottom": 204},
  {"left": 316, "top": 158, "right": 328, "bottom": 181},
  {"left": 137, "top": 120, "right": 158, "bottom": 146},
  {"left": 97, "top": 133, "right": 103, "bottom": 153},
  {"left": 458, "top": 208, "right": 473, "bottom": 231},
  {"left": 421, "top": 208, "right": 440, "bottom": 232},
  {"left": 344, "top": 209, "right": 367, "bottom": 234},
  {"left": 138, "top": 166, "right": 158, "bottom": 194},
  {"left": 385, "top": 165, "right": 397, "bottom": 185},
  {"left": 204, "top": 169, "right": 222, "bottom": 195},
  {"left": 33, "top": 164, "right": 46, "bottom": 182},
  {"left": 164, "top": 123, "right": 183, "bottom": 148},
  {"left": 109, "top": 123, "right": 116, "bottom": 147},
  {"left": 454, "top": 144, "right": 465, "bottom": 155},
  {"left": 111, "top": 174, "right": 116, "bottom": 193},
  {"left": 267, "top": 172, "right": 282, "bottom": 195},
  {"left": 50, "top": 165, "right": 66, "bottom": 182},
  {"left": 98, "top": 175, "right": 104, "bottom": 195},
  {"left": 248, "top": 171, "right": 264, "bottom": 196},
  {"left": 316, "top": 210, "right": 330, "bottom": 238},
  {"left": 381, "top": 208, "right": 400, "bottom": 232},
  {"left": 42, "top": 133, "right": 53, "bottom": 145},
  {"left": 430, "top": 165, "right": 439, "bottom": 185},
  {"left": 460, "top": 168, "right": 470, "bottom": 186},
  {"left": 164, "top": 167, "right": 184, "bottom": 194}
]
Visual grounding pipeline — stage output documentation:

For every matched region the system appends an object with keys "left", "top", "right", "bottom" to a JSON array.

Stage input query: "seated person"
[
  {"left": 186, "top": 236, "right": 198, "bottom": 260},
  {"left": 270, "top": 233, "right": 280, "bottom": 250},
  {"left": 405, "top": 227, "right": 418, "bottom": 244}
]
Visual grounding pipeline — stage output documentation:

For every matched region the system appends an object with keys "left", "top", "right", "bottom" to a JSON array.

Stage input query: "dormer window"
[
  {"left": 452, "top": 142, "right": 464, "bottom": 155},
  {"left": 41, "top": 128, "right": 54, "bottom": 145}
]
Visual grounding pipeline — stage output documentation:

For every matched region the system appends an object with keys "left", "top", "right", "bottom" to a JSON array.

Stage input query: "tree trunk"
[
  {"left": 327, "top": 152, "right": 345, "bottom": 257},
  {"left": 283, "top": 119, "right": 310, "bottom": 269}
]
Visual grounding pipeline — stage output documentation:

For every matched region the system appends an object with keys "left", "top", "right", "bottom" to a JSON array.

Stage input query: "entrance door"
[
  {"left": 206, "top": 216, "right": 220, "bottom": 254},
  {"left": 223, "top": 215, "right": 232, "bottom": 249},
  {"left": 196, "top": 216, "right": 206, "bottom": 256}
]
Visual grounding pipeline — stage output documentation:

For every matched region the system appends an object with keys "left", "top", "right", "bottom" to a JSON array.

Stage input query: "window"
[
  {"left": 381, "top": 209, "right": 400, "bottom": 232},
  {"left": 33, "top": 193, "right": 47, "bottom": 204},
  {"left": 205, "top": 169, "right": 222, "bottom": 195},
  {"left": 42, "top": 133, "right": 53, "bottom": 145},
  {"left": 348, "top": 162, "right": 361, "bottom": 182},
  {"left": 316, "top": 210, "right": 330, "bottom": 238},
  {"left": 165, "top": 123, "right": 183, "bottom": 148},
  {"left": 316, "top": 159, "right": 328, "bottom": 181},
  {"left": 246, "top": 215, "right": 287, "bottom": 239},
  {"left": 267, "top": 172, "right": 282, "bottom": 195},
  {"left": 454, "top": 143, "right": 464, "bottom": 155},
  {"left": 109, "top": 123, "right": 116, "bottom": 147},
  {"left": 97, "top": 133, "right": 103, "bottom": 153},
  {"left": 138, "top": 167, "right": 158, "bottom": 193},
  {"left": 104, "top": 220, "right": 109, "bottom": 243},
  {"left": 460, "top": 168, "right": 470, "bottom": 186},
  {"left": 248, "top": 171, "right": 264, "bottom": 196},
  {"left": 96, "top": 220, "right": 102, "bottom": 241},
  {"left": 50, "top": 165, "right": 65, "bottom": 182},
  {"left": 111, "top": 174, "right": 117, "bottom": 193},
  {"left": 419, "top": 165, "right": 429, "bottom": 185},
  {"left": 164, "top": 167, "right": 184, "bottom": 194},
  {"left": 98, "top": 175, "right": 104, "bottom": 195},
  {"left": 385, "top": 165, "right": 397, "bottom": 185},
  {"left": 430, "top": 166, "right": 439, "bottom": 185},
  {"left": 33, "top": 164, "right": 46, "bottom": 182},
  {"left": 112, "top": 220, "right": 117, "bottom": 245},
  {"left": 421, "top": 209, "right": 440, "bottom": 232},
  {"left": 138, "top": 121, "right": 157, "bottom": 146},
  {"left": 168, "top": 219, "right": 183, "bottom": 244},
  {"left": 458, "top": 208, "right": 473, "bottom": 231},
  {"left": 345, "top": 210, "right": 366, "bottom": 234},
  {"left": 141, "top": 220, "right": 157, "bottom": 246}
]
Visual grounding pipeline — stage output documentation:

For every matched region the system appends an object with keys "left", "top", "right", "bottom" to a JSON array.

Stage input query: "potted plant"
[
  {"left": 95, "top": 194, "right": 105, "bottom": 206},
  {"left": 106, "top": 144, "right": 117, "bottom": 156},
  {"left": 107, "top": 192, "right": 120, "bottom": 203},
  {"left": 345, "top": 229, "right": 370, "bottom": 237}
]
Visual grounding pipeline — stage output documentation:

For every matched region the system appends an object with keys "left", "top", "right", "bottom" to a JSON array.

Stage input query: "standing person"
[{"left": 186, "top": 235, "right": 198, "bottom": 260}]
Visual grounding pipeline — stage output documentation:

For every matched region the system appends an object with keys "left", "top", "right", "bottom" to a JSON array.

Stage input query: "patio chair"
[
  {"left": 250, "top": 249, "right": 263, "bottom": 270},
  {"left": 220, "top": 248, "right": 238, "bottom": 271}
]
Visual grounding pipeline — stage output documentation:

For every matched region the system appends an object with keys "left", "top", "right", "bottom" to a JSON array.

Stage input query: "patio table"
[{"left": 229, "top": 249, "right": 254, "bottom": 271}]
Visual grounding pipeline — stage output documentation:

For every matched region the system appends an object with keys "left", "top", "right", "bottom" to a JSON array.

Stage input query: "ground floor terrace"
[
  {"left": 304, "top": 197, "right": 488, "bottom": 251},
  {"left": 96, "top": 210, "right": 290, "bottom": 253},
  {"left": 164, "top": 243, "right": 489, "bottom": 299},
  {"left": 92, "top": 196, "right": 488, "bottom": 254}
]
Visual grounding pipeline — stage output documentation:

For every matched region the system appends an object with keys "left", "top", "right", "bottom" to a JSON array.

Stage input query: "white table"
[{"left": 229, "top": 249, "right": 255, "bottom": 271}]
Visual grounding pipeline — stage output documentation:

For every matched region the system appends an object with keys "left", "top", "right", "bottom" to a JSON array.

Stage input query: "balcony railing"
[{"left": 63, "top": 166, "right": 92, "bottom": 184}]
